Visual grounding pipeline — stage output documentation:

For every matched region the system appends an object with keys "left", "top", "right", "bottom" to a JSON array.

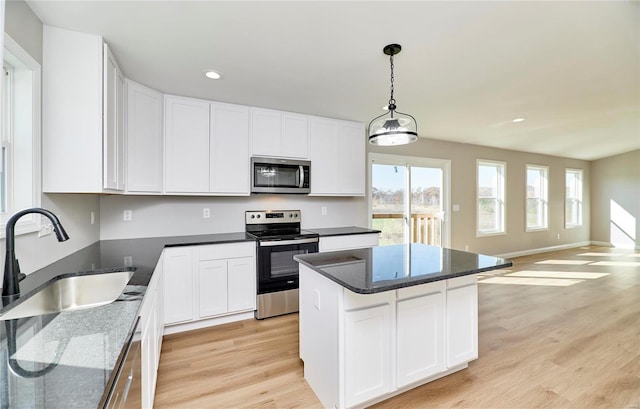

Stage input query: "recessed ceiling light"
[
  {"left": 205, "top": 70, "right": 221, "bottom": 80},
  {"left": 512, "top": 118, "right": 525, "bottom": 123}
]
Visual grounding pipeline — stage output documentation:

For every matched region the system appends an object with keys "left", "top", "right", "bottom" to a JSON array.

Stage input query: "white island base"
[{"left": 299, "top": 265, "right": 478, "bottom": 409}]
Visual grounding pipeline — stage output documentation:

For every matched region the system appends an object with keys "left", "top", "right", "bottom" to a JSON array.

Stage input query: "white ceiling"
[{"left": 26, "top": 1, "right": 640, "bottom": 161}]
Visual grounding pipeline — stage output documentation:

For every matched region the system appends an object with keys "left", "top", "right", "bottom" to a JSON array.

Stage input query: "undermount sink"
[{"left": 0, "top": 270, "right": 134, "bottom": 321}]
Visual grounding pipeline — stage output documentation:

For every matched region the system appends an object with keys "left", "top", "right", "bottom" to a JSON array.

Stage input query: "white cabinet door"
[
  {"left": 43, "top": 26, "right": 104, "bottom": 193},
  {"left": 251, "top": 109, "right": 309, "bottom": 159},
  {"left": 281, "top": 112, "right": 309, "bottom": 159},
  {"left": 126, "top": 80, "right": 163, "bottom": 193},
  {"left": 163, "top": 247, "right": 194, "bottom": 324},
  {"left": 198, "top": 259, "right": 228, "bottom": 318},
  {"left": 338, "top": 122, "right": 365, "bottom": 195},
  {"left": 164, "top": 96, "right": 210, "bottom": 193},
  {"left": 344, "top": 304, "right": 392, "bottom": 408},
  {"left": 103, "top": 44, "right": 125, "bottom": 191},
  {"left": 251, "top": 108, "right": 281, "bottom": 157},
  {"left": 227, "top": 257, "right": 256, "bottom": 312},
  {"left": 210, "top": 103, "right": 250, "bottom": 195},
  {"left": 397, "top": 292, "right": 446, "bottom": 387},
  {"left": 309, "top": 117, "right": 340, "bottom": 195},
  {"left": 446, "top": 283, "right": 478, "bottom": 367},
  {"left": 309, "top": 117, "right": 365, "bottom": 196}
]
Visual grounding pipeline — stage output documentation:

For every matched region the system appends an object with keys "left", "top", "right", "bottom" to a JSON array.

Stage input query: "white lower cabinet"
[
  {"left": 162, "top": 246, "right": 194, "bottom": 324},
  {"left": 344, "top": 304, "right": 393, "bottom": 407},
  {"left": 396, "top": 286, "right": 446, "bottom": 387},
  {"left": 163, "top": 242, "right": 256, "bottom": 329},
  {"left": 318, "top": 233, "right": 379, "bottom": 253},
  {"left": 446, "top": 276, "right": 478, "bottom": 367},
  {"left": 140, "top": 261, "right": 164, "bottom": 409},
  {"left": 299, "top": 265, "right": 478, "bottom": 409}
]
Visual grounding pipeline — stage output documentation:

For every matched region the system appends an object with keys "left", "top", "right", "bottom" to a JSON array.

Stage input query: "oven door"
[{"left": 257, "top": 239, "right": 318, "bottom": 294}]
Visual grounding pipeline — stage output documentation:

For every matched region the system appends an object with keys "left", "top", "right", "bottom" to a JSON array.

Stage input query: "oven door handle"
[{"left": 259, "top": 237, "right": 319, "bottom": 246}]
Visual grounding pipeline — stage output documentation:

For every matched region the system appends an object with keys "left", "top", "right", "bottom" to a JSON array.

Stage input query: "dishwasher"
[{"left": 104, "top": 317, "right": 142, "bottom": 408}]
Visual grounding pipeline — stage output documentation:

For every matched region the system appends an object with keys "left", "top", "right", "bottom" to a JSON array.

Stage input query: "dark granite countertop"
[
  {"left": 294, "top": 243, "right": 512, "bottom": 294},
  {"left": 306, "top": 226, "right": 381, "bottom": 237},
  {"left": 0, "top": 232, "right": 254, "bottom": 408}
]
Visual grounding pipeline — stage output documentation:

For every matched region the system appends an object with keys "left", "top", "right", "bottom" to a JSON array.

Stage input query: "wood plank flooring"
[{"left": 154, "top": 246, "right": 640, "bottom": 408}]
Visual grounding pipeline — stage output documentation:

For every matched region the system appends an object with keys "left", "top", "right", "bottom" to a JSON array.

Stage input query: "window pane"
[
  {"left": 372, "top": 164, "right": 406, "bottom": 245},
  {"left": 479, "top": 198, "right": 497, "bottom": 231},
  {"left": 410, "top": 166, "right": 442, "bottom": 245},
  {"left": 478, "top": 165, "right": 497, "bottom": 198}
]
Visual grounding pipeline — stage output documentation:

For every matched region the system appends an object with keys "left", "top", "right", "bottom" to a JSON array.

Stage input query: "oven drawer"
[{"left": 198, "top": 242, "right": 256, "bottom": 261}]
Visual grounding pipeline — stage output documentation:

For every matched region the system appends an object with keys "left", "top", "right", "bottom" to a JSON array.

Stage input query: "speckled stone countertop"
[
  {"left": 0, "top": 232, "right": 254, "bottom": 408},
  {"left": 294, "top": 243, "right": 512, "bottom": 294},
  {"left": 306, "top": 226, "right": 380, "bottom": 237}
]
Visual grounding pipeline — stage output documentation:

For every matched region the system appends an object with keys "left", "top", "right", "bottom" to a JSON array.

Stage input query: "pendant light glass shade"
[
  {"left": 368, "top": 110, "right": 418, "bottom": 146},
  {"left": 368, "top": 44, "right": 418, "bottom": 146}
]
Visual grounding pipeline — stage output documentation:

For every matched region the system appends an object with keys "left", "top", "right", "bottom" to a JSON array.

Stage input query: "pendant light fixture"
[{"left": 368, "top": 44, "right": 418, "bottom": 146}]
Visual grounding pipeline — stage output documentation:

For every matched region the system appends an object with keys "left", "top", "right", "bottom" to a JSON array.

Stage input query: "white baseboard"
[
  {"left": 163, "top": 310, "right": 255, "bottom": 335},
  {"left": 495, "top": 241, "right": 592, "bottom": 259}
]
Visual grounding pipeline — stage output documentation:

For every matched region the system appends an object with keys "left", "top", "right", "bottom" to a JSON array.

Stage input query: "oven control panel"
[{"left": 246, "top": 210, "right": 301, "bottom": 224}]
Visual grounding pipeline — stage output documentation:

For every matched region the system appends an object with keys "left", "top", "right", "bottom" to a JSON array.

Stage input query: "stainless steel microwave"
[{"left": 251, "top": 157, "right": 311, "bottom": 194}]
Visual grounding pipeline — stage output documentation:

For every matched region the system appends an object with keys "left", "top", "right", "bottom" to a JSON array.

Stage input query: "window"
[
  {"left": 477, "top": 160, "right": 506, "bottom": 235},
  {"left": 369, "top": 153, "right": 450, "bottom": 247},
  {"left": 1, "top": 34, "right": 41, "bottom": 237},
  {"left": 526, "top": 165, "right": 548, "bottom": 231},
  {"left": 565, "top": 168, "right": 583, "bottom": 228}
]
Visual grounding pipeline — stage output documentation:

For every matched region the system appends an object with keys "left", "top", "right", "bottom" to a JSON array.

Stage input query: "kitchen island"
[{"left": 294, "top": 244, "right": 511, "bottom": 409}]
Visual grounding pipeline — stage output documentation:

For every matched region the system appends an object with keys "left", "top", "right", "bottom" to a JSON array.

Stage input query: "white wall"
[
  {"left": 590, "top": 149, "right": 640, "bottom": 249},
  {"left": 99, "top": 195, "right": 367, "bottom": 239},
  {"left": 369, "top": 137, "right": 591, "bottom": 256}
]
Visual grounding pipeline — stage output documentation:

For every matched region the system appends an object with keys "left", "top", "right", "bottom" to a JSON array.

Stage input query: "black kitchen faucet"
[{"left": 2, "top": 208, "right": 69, "bottom": 298}]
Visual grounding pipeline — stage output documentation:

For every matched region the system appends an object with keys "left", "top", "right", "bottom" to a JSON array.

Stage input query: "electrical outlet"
[
  {"left": 123, "top": 210, "right": 132, "bottom": 221},
  {"left": 203, "top": 208, "right": 211, "bottom": 218},
  {"left": 90, "top": 211, "right": 95, "bottom": 225},
  {"left": 465, "top": 244, "right": 469, "bottom": 251},
  {"left": 453, "top": 204, "right": 461, "bottom": 212},
  {"left": 557, "top": 234, "right": 560, "bottom": 240},
  {"left": 123, "top": 256, "right": 133, "bottom": 267},
  {"left": 321, "top": 206, "right": 327, "bottom": 216},
  {"left": 38, "top": 224, "right": 53, "bottom": 238}
]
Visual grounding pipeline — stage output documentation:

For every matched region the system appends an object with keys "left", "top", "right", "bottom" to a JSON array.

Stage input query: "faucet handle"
[{"left": 15, "top": 259, "right": 25, "bottom": 282}]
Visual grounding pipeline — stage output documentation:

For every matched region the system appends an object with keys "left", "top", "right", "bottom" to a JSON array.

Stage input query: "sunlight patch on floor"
[
  {"left": 589, "top": 261, "right": 640, "bottom": 267},
  {"left": 534, "top": 260, "right": 592, "bottom": 265},
  {"left": 506, "top": 271, "right": 609, "bottom": 279},
  {"left": 578, "top": 252, "right": 631, "bottom": 257},
  {"left": 480, "top": 277, "right": 582, "bottom": 286}
]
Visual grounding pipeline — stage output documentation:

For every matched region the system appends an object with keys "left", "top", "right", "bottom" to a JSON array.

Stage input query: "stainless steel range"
[{"left": 246, "top": 210, "right": 319, "bottom": 319}]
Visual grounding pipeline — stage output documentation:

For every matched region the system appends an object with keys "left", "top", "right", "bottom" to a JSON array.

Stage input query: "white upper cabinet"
[
  {"left": 164, "top": 95, "right": 250, "bottom": 195},
  {"left": 126, "top": 80, "right": 163, "bottom": 193},
  {"left": 164, "top": 95, "right": 210, "bottom": 193},
  {"left": 103, "top": 44, "right": 125, "bottom": 191},
  {"left": 251, "top": 108, "right": 309, "bottom": 159},
  {"left": 210, "top": 103, "right": 250, "bottom": 195},
  {"left": 43, "top": 26, "right": 124, "bottom": 193},
  {"left": 309, "top": 116, "right": 365, "bottom": 196}
]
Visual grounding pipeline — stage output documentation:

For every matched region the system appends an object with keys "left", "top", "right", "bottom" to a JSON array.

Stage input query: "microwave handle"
[{"left": 299, "top": 165, "right": 304, "bottom": 188}]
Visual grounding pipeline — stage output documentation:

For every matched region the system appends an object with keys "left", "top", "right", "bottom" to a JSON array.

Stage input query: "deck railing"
[{"left": 372, "top": 213, "right": 441, "bottom": 246}]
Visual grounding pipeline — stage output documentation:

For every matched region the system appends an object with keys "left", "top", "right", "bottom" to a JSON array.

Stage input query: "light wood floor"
[{"left": 154, "top": 246, "right": 640, "bottom": 408}]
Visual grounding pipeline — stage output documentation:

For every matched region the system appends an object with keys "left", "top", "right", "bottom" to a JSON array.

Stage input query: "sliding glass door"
[{"left": 370, "top": 154, "right": 450, "bottom": 247}]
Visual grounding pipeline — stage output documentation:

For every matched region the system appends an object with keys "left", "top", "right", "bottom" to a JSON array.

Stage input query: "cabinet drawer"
[
  {"left": 446, "top": 274, "right": 477, "bottom": 289},
  {"left": 343, "top": 288, "right": 394, "bottom": 311},
  {"left": 197, "top": 242, "right": 255, "bottom": 261},
  {"left": 397, "top": 280, "right": 445, "bottom": 300},
  {"left": 319, "top": 233, "right": 379, "bottom": 252}
]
